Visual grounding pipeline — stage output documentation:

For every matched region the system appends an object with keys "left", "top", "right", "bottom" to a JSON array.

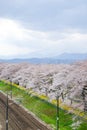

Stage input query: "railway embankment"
[{"left": 0, "top": 91, "right": 52, "bottom": 130}]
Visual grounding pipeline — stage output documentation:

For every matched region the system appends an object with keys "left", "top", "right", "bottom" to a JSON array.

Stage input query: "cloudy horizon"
[{"left": 0, "top": 0, "right": 87, "bottom": 59}]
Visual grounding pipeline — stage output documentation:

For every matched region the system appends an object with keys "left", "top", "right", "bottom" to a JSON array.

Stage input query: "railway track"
[{"left": 0, "top": 91, "right": 52, "bottom": 130}]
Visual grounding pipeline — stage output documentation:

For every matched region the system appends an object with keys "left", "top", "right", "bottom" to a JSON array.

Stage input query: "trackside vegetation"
[{"left": 0, "top": 80, "right": 87, "bottom": 130}]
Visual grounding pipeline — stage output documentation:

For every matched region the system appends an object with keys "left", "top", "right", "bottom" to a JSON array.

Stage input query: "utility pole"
[
  {"left": 10, "top": 81, "right": 12, "bottom": 99},
  {"left": 6, "top": 93, "right": 8, "bottom": 130},
  {"left": 56, "top": 95, "right": 59, "bottom": 130}
]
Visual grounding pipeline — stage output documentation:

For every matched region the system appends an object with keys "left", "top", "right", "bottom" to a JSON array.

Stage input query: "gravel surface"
[
  {"left": 0, "top": 107, "right": 12, "bottom": 130},
  {"left": 0, "top": 112, "right": 5, "bottom": 130},
  {"left": 0, "top": 92, "right": 52, "bottom": 130}
]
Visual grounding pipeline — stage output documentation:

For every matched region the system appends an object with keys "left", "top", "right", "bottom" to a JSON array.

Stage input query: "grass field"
[{"left": 0, "top": 80, "right": 87, "bottom": 130}]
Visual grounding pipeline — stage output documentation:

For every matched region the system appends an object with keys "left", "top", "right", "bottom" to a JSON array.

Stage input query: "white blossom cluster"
[{"left": 0, "top": 61, "right": 87, "bottom": 111}]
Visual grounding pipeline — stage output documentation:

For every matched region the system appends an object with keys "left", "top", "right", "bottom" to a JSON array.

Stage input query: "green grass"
[{"left": 0, "top": 80, "right": 87, "bottom": 130}]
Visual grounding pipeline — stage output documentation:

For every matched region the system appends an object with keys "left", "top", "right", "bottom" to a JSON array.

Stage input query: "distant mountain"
[
  {"left": 0, "top": 53, "right": 87, "bottom": 64},
  {"left": 0, "top": 58, "right": 73, "bottom": 64},
  {"left": 56, "top": 53, "right": 87, "bottom": 60}
]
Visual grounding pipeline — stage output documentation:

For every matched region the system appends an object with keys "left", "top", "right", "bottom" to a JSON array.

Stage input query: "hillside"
[
  {"left": 0, "top": 61, "right": 87, "bottom": 112},
  {"left": 0, "top": 53, "right": 87, "bottom": 64},
  {"left": 57, "top": 53, "right": 87, "bottom": 60}
]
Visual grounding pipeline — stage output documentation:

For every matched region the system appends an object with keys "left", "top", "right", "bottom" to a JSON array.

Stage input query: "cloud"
[
  {"left": 0, "top": 18, "right": 37, "bottom": 58},
  {"left": 0, "top": 0, "right": 87, "bottom": 31},
  {"left": 0, "top": 0, "right": 87, "bottom": 58},
  {"left": 0, "top": 18, "right": 87, "bottom": 59},
  {"left": 0, "top": 43, "right": 35, "bottom": 59}
]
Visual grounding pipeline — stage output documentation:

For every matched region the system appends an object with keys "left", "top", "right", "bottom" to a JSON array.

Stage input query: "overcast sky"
[{"left": 0, "top": 0, "right": 87, "bottom": 59}]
